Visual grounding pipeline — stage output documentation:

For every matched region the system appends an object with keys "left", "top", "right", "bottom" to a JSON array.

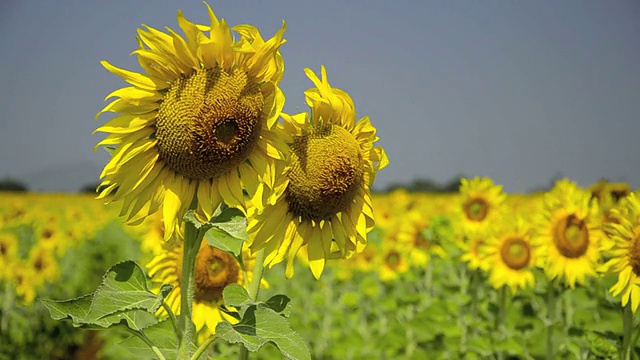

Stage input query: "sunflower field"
[
  {"left": 1, "top": 178, "right": 638, "bottom": 359},
  {"left": 1, "top": 3, "right": 638, "bottom": 360}
]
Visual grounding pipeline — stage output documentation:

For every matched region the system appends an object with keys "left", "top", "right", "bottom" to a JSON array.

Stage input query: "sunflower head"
[
  {"left": 95, "top": 3, "right": 287, "bottom": 241},
  {"left": 248, "top": 66, "right": 388, "bottom": 279},
  {"left": 484, "top": 217, "right": 537, "bottom": 293},
  {"left": 533, "top": 179, "right": 602, "bottom": 288},
  {"left": 458, "top": 177, "right": 506, "bottom": 236},
  {"left": 147, "top": 239, "right": 251, "bottom": 335}
]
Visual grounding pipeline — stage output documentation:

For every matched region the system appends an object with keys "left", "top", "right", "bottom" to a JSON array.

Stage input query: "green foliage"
[
  {"left": 215, "top": 287, "right": 310, "bottom": 360},
  {"left": 0, "top": 220, "right": 144, "bottom": 359}
]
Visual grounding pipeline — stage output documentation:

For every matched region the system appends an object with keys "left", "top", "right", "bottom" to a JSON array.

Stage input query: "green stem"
[
  {"left": 424, "top": 258, "right": 434, "bottom": 297},
  {"left": 191, "top": 335, "right": 217, "bottom": 360},
  {"left": 546, "top": 282, "right": 556, "bottom": 360},
  {"left": 162, "top": 302, "right": 181, "bottom": 342},
  {"left": 177, "top": 219, "right": 205, "bottom": 359},
  {"left": 247, "top": 249, "right": 266, "bottom": 301},
  {"left": 239, "top": 249, "right": 266, "bottom": 360},
  {"left": 495, "top": 286, "right": 508, "bottom": 360},
  {"left": 126, "top": 328, "right": 166, "bottom": 360},
  {"left": 622, "top": 303, "right": 634, "bottom": 360}
]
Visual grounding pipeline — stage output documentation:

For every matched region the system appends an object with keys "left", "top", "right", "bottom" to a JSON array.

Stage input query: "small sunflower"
[
  {"left": 460, "top": 232, "right": 490, "bottom": 272},
  {"left": 247, "top": 66, "right": 388, "bottom": 279},
  {"left": 458, "top": 177, "right": 506, "bottom": 236},
  {"left": 95, "top": 3, "right": 287, "bottom": 241},
  {"left": 377, "top": 240, "right": 409, "bottom": 282},
  {"left": 0, "top": 231, "right": 19, "bottom": 280},
  {"left": 483, "top": 218, "right": 537, "bottom": 293},
  {"left": 147, "top": 240, "right": 250, "bottom": 336},
  {"left": 601, "top": 193, "right": 640, "bottom": 312},
  {"left": 532, "top": 179, "right": 603, "bottom": 288}
]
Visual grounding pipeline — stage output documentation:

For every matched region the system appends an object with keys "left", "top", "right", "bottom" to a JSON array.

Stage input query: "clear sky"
[{"left": 1, "top": 1, "right": 638, "bottom": 193}]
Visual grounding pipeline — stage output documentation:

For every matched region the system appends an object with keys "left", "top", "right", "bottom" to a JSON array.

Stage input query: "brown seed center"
[
  {"left": 500, "top": 236, "right": 531, "bottom": 270},
  {"left": 193, "top": 245, "right": 239, "bottom": 302},
  {"left": 464, "top": 198, "right": 488, "bottom": 222},
  {"left": 553, "top": 213, "right": 590, "bottom": 258},
  {"left": 286, "top": 125, "right": 364, "bottom": 221},
  {"left": 155, "top": 66, "right": 264, "bottom": 180}
]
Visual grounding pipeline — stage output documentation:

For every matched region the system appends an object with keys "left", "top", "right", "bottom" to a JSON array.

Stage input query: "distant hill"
[{"left": 18, "top": 161, "right": 103, "bottom": 193}]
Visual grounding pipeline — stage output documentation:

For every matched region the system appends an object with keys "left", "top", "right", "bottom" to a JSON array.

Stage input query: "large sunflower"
[
  {"left": 95, "top": 4, "right": 287, "bottom": 241},
  {"left": 532, "top": 179, "right": 602, "bottom": 288},
  {"left": 602, "top": 192, "right": 640, "bottom": 312},
  {"left": 457, "top": 177, "right": 506, "bottom": 236},
  {"left": 247, "top": 66, "right": 388, "bottom": 279},
  {"left": 483, "top": 217, "right": 537, "bottom": 293}
]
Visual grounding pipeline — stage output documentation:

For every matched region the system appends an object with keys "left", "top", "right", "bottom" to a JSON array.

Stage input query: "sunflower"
[
  {"left": 483, "top": 217, "right": 537, "bottom": 293},
  {"left": 601, "top": 193, "right": 640, "bottom": 312},
  {"left": 457, "top": 177, "right": 506, "bottom": 236},
  {"left": 0, "top": 231, "right": 19, "bottom": 280},
  {"left": 532, "top": 179, "right": 603, "bottom": 288},
  {"left": 377, "top": 240, "right": 409, "bottom": 282},
  {"left": 95, "top": 3, "right": 287, "bottom": 242},
  {"left": 247, "top": 66, "right": 388, "bottom": 279},
  {"left": 396, "top": 210, "right": 446, "bottom": 268},
  {"left": 147, "top": 240, "right": 253, "bottom": 336},
  {"left": 460, "top": 232, "right": 490, "bottom": 272}
]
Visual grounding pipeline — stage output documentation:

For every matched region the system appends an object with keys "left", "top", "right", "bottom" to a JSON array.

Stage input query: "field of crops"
[{"left": 0, "top": 178, "right": 637, "bottom": 359}]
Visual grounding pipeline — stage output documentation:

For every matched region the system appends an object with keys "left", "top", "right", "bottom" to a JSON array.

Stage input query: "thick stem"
[
  {"left": 622, "top": 303, "right": 634, "bottom": 360},
  {"left": 239, "top": 249, "right": 266, "bottom": 360},
  {"left": 177, "top": 219, "right": 204, "bottom": 359},
  {"left": 247, "top": 249, "right": 266, "bottom": 301},
  {"left": 546, "top": 282, "right": 556, "bottom": 360}
]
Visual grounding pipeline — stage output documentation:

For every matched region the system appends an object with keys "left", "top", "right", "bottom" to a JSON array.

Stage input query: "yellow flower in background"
[
  {"left": 484, "top": 217, "right": 537, "bottom": 293},
  {"left": 533, "top": 179, "right": 603, "bottom": 288},
  {"left": 396, "top": 211, "right": 446, "bottom": 268},
  {"left": 248, "top": 66, "right": 388, "bottom": 279},
  {"left": 377, "top": 240, "right": 409, "bottom": 282},
  {"left": 27, "top": 244, "right": 60, "bottom": 286},
  {"left": 458, "top": 177, "right": 506, "bottom": 235},
  {"left": 147, "top": 241, "right": 252, "bottom": 336},
  {"left": 0, "top": 231, "right": 19, "bottom": 280},
  {"left": 460, "top": 232, "right": 490, "bottom": 272},
  {"left": 95, "top": 3, "right": 287, "bottom": 242},
  {"left": 602, "top": 193, "right": 640, "bottom": 312}
]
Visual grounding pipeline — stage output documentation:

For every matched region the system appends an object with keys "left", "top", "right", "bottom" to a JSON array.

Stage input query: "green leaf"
[
  {"left": 183, "top": 210, "right": 205, "bottom": 229},
  {"left": 205, "top": 228, "right": 244, "bottom": 259},
  {"left": 223, "top": 284, "right": 252, "bottom": 308},
  {"left": 215, "top": 305, "right": 311, "bottom": 360},
  {"left": 42, "top": 261, "right": 166, "bottom": 329},
  {"left": 118, "top": 320, "right": 181, "bottom": 359},
  {"left": 263, "top": 294, "right": 292, "bottom": 317},
  {"left": 204, "top": 206, "right": 248, "bottom": 259}
]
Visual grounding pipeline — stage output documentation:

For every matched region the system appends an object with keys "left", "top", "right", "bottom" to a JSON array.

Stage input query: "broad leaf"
[
  {"left": 118, "top": 319, "right": 183, "bottom": 359},
  {"left": 215, "top": 305, "right": 310, "bottom": 360},
  {"left": 263, "top": 294, "right": 292, "bottom": 317},
  {"left": 223, "top": 284, "right": 252, "bottom": 308},
  {"left": 42, "top": 261, "right": 167, "bottom": 330}
]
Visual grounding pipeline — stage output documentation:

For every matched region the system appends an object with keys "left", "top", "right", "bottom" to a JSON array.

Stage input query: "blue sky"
[{"left": 1, "top": 1, "right": 638, "bottom": 193}]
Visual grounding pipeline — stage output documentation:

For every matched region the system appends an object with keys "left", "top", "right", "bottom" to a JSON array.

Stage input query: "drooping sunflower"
[
  {"left": 457, "top": 177, "right": 506, "bottom": 236},
  {"left": 601, "top": 192, "right": 640, "bottom": 312},
  {"left": 147, "top": 240, "right": 255, "bottom": 336},
  {"left": 532, "top": 179, "right": 603, "bottom": 288},
  {"left": 483, "top": 217, "right": 537, "bottom": 293},
  {"left": 248, "top": 66, "right": 388, "bottom": 279},
  {"left": 95, "top": 3, "right": 287, "bottom": 241}
]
